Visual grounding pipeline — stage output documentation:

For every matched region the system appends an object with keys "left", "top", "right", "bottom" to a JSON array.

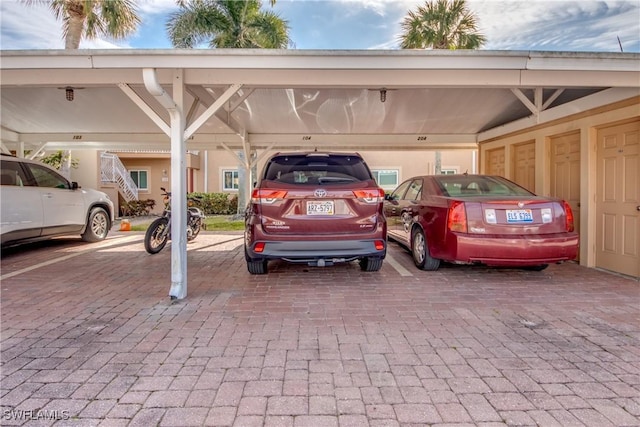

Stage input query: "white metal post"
[
  {"left": 170, "top": 69, "right": 187, "bottom": 299},
  {"left": 143, "top": 68, "right": 188, "bottom": 299}
]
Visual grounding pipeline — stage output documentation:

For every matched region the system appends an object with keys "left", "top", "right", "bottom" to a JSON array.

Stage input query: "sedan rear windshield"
[
  {"left": 263, "top": 154, "right": 373, "bottom": 184},
  {"left": 436, "top": 175, "right": 534, "bottom": 197}
]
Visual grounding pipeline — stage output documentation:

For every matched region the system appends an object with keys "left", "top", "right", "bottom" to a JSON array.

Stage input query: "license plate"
[
  {"left": 307, "top": 201, "right": 334, "bottom": 215},
  {"left": 506, "top": 209, "right": 533, "bottom": 223}
]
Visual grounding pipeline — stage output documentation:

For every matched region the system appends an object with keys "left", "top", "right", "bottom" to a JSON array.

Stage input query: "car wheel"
[
  {"left": 81, "top": 207, "right": 110, "bottom": 242},
  {"left": 412, "top": 228, "right": 440, "bottom": 271},
  {"left": 359, "top": 257, "right": 383, "bottom": 272}
]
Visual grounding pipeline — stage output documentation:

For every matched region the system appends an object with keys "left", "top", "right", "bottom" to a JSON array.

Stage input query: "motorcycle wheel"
[
  {"left": 187, "top": 217, "right": 202, "bottom": 241},
  {"left": 144, "top": 217, "right": 170, "bottom": 254}
]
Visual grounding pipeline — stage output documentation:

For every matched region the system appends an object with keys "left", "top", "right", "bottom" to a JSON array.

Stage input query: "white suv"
[{"left": 1, "top": 153, "right": 114, "bottom": 246}]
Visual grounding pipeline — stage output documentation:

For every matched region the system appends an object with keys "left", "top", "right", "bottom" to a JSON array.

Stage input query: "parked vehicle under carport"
[{"left": 384, "top": 174, "right": 579, "bottom": 271}]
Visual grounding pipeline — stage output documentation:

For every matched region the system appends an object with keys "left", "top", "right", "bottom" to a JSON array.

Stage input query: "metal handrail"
[{"left": 100, "top": 152, "right": 138, "bottom": 201}]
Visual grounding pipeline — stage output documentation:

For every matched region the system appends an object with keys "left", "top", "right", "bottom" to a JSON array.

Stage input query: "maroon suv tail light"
[
  {"left": 251, "top": 189, "right": 288, "bottom": 204},
  {"left": 353, "top": 188, "right": 385, "bottom": 204}
]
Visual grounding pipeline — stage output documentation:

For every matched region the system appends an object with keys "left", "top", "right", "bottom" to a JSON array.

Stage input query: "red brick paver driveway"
[{"left": 1, "top": 232, "right": 639, "bottom": 426}]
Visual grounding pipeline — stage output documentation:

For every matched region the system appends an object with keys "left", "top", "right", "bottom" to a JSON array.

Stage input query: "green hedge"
[
  {"left": 121, "top": 193, "right": 238, "bottom": 217},
  {"left": 188, "top": 192, "right": 239, "bottom": 215}
]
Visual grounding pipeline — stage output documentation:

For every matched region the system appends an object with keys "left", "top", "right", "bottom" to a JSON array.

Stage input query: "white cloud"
[
  {"left": 0, "top": 1, "right": 63, "bottom": 49},
  {"left": 136, "top": 0, "right": 180, "bottom": 15},
  {"left": 473, "top": 1, "right": 639, "bottom": 51}
]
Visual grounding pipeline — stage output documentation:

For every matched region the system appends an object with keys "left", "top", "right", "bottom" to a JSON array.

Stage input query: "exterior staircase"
[{"left": 100, "top": 152, "right": 138, "bottom": 201}]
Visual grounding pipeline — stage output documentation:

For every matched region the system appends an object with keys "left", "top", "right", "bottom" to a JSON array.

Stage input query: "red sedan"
[{"left": 383, "top": 174, "right": 579, "bottom": 271}]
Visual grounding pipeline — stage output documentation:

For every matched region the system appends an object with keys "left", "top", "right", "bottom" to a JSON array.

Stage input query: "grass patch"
[
  {"left": 124, "top": 215, "right": 244, "bottom": 232},
  {"left": 203, "top": 216, "right": 245, "bottom": 231},
  {"left": 130, "top": 224, "right": 149, "bottom": 232}
]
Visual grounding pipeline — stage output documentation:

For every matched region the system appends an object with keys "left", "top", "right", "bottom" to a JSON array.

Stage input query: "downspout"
[
  {"left": 204, "top": 151, "right": 208, "bottom": 193},
  {"left": 143, "top": 68, "right": 188, "bottom": 300}
]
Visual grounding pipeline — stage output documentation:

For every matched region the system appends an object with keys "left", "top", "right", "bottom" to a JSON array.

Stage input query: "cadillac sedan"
[{"left": 383, "top": 174, "right": 579, "bottom": 271}]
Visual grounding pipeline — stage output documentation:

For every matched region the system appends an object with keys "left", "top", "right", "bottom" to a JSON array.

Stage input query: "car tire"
[
  {"left": 247, "top": 259, "right": 268, "bottom": 274},
  {"left": 412, "top": 228, "right": 440, "bottom": 271},
  {"left": 81, "top": 207, "right": 110, "bottom": 242},
  {"left": 359, "top": 257, "right": 383, "bottom": 272},
  {"left": 245, "top": 247, "right": 268, "bottom": 274}
]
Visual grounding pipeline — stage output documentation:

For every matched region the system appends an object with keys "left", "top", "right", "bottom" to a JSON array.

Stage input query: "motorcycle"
[{"left": 144, "top": 187, "right": 205, "bottom": 254}]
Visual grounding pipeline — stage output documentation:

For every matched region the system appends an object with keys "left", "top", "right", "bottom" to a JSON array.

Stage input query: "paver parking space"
[{"left": 1, "top": 232, "right": 639, "bottom": 426}]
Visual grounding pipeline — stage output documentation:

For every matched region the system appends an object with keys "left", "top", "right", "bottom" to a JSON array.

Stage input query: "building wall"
[{"left": 68, "top": 150, "right": 100, "bottom": 189}]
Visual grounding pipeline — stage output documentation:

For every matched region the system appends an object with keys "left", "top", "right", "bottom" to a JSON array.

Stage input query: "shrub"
[
  {"left": 120, "top": 199, "right": 156, "bottom": 217},
  {"left": 188, "top": 192, "right": 238, "bottom": 215}
]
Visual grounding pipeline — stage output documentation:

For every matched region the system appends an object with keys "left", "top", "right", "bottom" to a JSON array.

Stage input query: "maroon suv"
[{"left": 244, "top": 152, "right": 387, "bottom": 274}]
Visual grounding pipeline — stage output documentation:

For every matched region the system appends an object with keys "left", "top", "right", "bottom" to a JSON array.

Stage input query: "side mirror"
[{"left": 71, "top": 181, "right": 79, "bottom": 190}]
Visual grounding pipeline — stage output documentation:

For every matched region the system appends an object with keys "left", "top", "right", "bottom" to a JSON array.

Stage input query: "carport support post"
[
  {"left": 143, "top": 68, "right": 188, "bottom": 299},
  {"left": 169, "top": 70, "right": 188, "bottom": 300}
]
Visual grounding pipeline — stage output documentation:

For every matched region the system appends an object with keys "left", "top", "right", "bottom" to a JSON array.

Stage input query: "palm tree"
[
  {"left": 167, "top": 0, "right": 290, "bottom": 49},
  {"left": 399, "top": 0, "right": 486, "bottom": 50},
  {"left": 399, "top": 0, "right": 485, "bottom": 174},
  {"left": 22, "top": 0, "right": 140, "bottom": 49}
]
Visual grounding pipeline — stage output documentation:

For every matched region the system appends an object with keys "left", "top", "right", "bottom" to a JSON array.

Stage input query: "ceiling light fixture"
[{"left": 58, "top": 86, "right": 84, "bottom": 101}]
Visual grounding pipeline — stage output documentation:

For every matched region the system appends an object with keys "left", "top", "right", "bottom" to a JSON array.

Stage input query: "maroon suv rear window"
[{"left": 263, "top": 154, "right": 373, "bottom": 184}]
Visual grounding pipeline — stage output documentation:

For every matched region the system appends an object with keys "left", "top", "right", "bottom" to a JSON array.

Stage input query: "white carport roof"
[
  {"left": 2, "top": 49, "right": 639, "bottom": 300},
  {"left": 2, "top": 49, "right": 639, "bottom": 154}
]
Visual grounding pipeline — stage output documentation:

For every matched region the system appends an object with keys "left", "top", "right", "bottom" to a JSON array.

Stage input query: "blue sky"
[{"left": 1, "top": 0, "right": 639, "bottom": 52}]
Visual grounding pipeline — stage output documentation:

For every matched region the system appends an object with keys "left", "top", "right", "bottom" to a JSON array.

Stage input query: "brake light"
[
  {"left": 353, "top": 188, "right": 385, "bottom": 203},
  {"left": 254, "top": 242, "right": 266, "bottom": 253},
  {"left": 374, "top": 240, "right": 385, "bottom": 251},
  {"left": 563, "top": 201, "right": 575, "bottom": 232},
  {"left": 447, "top": 201, "right": 467, "bottom": 233},
  {"left": 251, "top": 189, "right": 288, "bottom": 204}
]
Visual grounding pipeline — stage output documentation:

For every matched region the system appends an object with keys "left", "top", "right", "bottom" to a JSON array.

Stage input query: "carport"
[{"left": 1, "top": 49, "right": 639, "bottom": 298}]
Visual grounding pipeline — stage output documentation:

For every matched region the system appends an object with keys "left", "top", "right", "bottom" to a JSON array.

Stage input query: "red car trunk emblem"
[{"left": 315, "top": 189, "right": 327, "bottom": 198}]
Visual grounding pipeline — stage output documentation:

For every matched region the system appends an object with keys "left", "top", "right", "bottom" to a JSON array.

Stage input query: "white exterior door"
[{"left": 596, "top": 120, "right": 640, "bottom": 278}]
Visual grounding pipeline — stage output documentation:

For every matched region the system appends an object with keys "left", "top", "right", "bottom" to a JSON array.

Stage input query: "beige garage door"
[
  {"left": 550, "top": 131, "right": 581, "bottom": 250},
  {"left": 485, "top": 147, "right": 505, "bottom": 176},
  {"left": 596, "top": 119, "right": 640, "bottom": 278},
  {"left": 512, "top": 140, "right": 536, "bottom": 192}
]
